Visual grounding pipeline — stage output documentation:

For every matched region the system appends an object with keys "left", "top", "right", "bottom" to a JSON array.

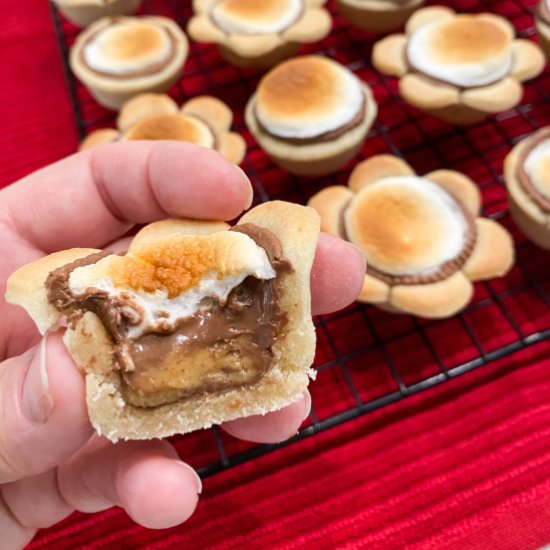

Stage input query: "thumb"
[{"left": 0, "top": 332, "right": 93, "bottom": 483}]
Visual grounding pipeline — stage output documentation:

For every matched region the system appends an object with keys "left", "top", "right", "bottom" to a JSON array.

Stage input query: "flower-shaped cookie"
[
  {"left": 188, "top": 0, "right": 331, "bottom": 67},
  {"left": 79, "top": 93, "right": 246, "bottom": 165},
  {"left": 335, "top": 0, "right": 425, "bottom": 33},
  {"left": 536, "top": 0, "right": 550, "bottom": 60},
  {"left": 372, "top": 7, "right": 546, "bottom": 125},
  {"left": 308, "top": 155, "right": 515, "bottom": 318},
  {"left": 504, "top": 126, "right": 550, "bottom": 250}
]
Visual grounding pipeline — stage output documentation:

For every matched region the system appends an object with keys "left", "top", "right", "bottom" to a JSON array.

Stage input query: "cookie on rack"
[
  {"left": 245, "top": 55, "right": 377, "bottom": 176},
  {"left": 335, "top": 0, "right": 425, "bottom": 33},
  {"left": 188, "top": 0, "right": 331, "bottom": 68},
  {"left": 372, "top": 7, "right": 545, "bottom": 125},
  {"left": 536, "top": 0, "right": 550, "bottom": 59},
  {"left": 52, "top": 0, "right": 141, "bottom": 28},
  {"left": 70, "top": 16, "right": 188, "bottom": 110},
  {"left": 308, "top": 155, "right": 515, "bottom": 318},
  {"left": 79, "top": 93, "right": 246, "bottom": 165},
  {"left": 504, "top": 126, "right": 550, "bottom": 250}
]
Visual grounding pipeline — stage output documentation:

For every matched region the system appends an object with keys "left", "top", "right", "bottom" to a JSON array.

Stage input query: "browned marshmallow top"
[
  {"left": 253, "top": 56, "right": 366, "bottom": 142},
  {"left": 210, "top": 0, "right": 304, "bottom": 35},
  {"left": 344, "top": 176, "right": 477, "bottom": 285},
  {"left": 80, "top": 17, "right": 178, "bottom": 79}
]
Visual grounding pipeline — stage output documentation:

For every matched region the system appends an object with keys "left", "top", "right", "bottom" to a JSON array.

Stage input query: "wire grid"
[{"left": 49, "top": 0, "right": 550, "bottom": 477}]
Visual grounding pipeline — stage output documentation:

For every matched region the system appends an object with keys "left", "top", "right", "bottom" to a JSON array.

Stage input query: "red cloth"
[{"left": 1, "top": 1, "right": 549, "bottom": 549}]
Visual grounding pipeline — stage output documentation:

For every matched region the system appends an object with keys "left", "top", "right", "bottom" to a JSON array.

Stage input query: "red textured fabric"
[{"left": 1, "top": 1, "right": 549, "bottom": 549}]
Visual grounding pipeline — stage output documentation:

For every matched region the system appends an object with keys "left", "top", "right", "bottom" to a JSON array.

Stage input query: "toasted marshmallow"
[
  {"left": 68, "top": 232, "right": 276, "bottom": 338},
  {"left": 407, "top": 15, "right": 512, "bottom": 87},
  {"left": 255, "top": 56, "right": 364, "bottom": 139},
  {"left": 123, "top": 113, "right": 215, "bottom": 148},
  {"left": 524, "top": 138, "right": 550, "bottom": 201},
  {"left": 83, "top": 20, "right": 172, "bottom": 75},
  {"left": 345, "top": 176, "right": 470, "bottom": 276},
  {"left": 211, "top": 0, "right": 303, "bottom": 34}
]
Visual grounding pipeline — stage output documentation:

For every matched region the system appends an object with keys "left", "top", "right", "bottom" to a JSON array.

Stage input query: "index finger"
[{"left": 0, "top": 141, "right": 253, "bottom": 253}]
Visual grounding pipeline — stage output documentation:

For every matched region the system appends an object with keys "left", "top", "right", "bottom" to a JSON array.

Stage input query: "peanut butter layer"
[
  {"left": 45, "top": 225, "right": 291, "bottom": 409},
  {"left": 122, "top": 274, "right": 282, "bottom": 407}
]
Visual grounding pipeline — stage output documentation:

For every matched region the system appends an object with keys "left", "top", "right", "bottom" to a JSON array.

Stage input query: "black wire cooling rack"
[{"left": 49, "top": 0, "right": 550, "bottom": 477}]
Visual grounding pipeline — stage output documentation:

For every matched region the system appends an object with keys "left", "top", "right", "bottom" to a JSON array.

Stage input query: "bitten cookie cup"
[
  {"left": 308, "top": 155, "right": 515, "bottom": 318},
  {"left": 79, "top": 93, "right": 247, "bottom": 165},
  {"left": 335, "top": 0, "right": 425, "bottom": 33},
  {"left": 52, "top": 0, "right": 141, "bottom": 28},
  {"left": 188, "top": 0, "right": 332, "bottom": 68},
  {"left": 536, "top": 0, "right": 550, "bottom": 60},
  {"left": 5, "top": 202, "right": 320, "bottom": 442},
  {"left": 245, "top": 56, "right": 377, "bottom": 177},
  {"left": 504, "top": 126, "right": 550, "bottom": 250},
  {"left": 70, "top": 16, "right": 188, "bottom": 110},
  {"left": 372, "top": 7, "right": 545, "bottom": 125}
]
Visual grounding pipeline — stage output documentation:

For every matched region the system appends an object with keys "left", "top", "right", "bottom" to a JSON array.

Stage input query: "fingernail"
[
  {"left": 22, "top": 334, "right": 54, "bottom": 424},
  {"left": 302, "top": 391, "right": 312, "bottom": 421},
  {"left": 234, "top": 165, "right": 254, "bottom": 210},
  {"left": 176, "top": 461, "right": 202, "bottom": 495}
]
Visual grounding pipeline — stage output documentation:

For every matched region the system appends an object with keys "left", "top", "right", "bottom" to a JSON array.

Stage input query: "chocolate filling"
[
  {"left": 78, "top": 17, "right": 179, "bottom": 80},
  {"left": 45, "top": 225, "right": 292, "bottom": 408},
  {"left": 208, "top": 0, "right": 304, "bottom": 37},
  {"left": 537, "top": 0, "right": 550, "bottom": 26},
  {"left": 341, "top": 188, "right": 477, "bottom": 286},
  {"left": 516, "top": 126, "right": 550, "bottom": 213},
  {"left": 253, "top": 92, "right": 367, "bottom": 145}
]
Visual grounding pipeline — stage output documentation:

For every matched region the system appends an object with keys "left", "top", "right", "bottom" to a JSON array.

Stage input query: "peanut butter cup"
[
  {"left": 505, "top": 126, "right": 550, "bottom": 250},
  {"left": 308, "top": 155, "right": 515, "bottom": 318},
  {"left": 70, "top": 16, "right": 188, "bottom": 110},
  {"left": 245, "top": 55, "right": 377, "bottom": 176}
]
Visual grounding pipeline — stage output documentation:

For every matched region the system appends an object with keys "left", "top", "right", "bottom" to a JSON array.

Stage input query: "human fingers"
[
  {"left": 0, "top": 141, "right": 253, "bottom": 254},
  {"left": 58, "top": 437, "right": 200, "bottom": 528},
  {"left": 310, "top": 232, "right": 366, "bottom": 316},
  {"left": 222, "top": 391, "right": 311, "bottom": 443},
  {"left": 1, "top": 438, "right": 201, "bottom": 540},
  {"left": 0, "top": 332, "right": 93, "bottom": 484}
]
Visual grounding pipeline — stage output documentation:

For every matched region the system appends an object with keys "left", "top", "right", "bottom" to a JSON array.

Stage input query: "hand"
[{"left": 0, "top": 142, "right": 365, "bottom": 548}]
